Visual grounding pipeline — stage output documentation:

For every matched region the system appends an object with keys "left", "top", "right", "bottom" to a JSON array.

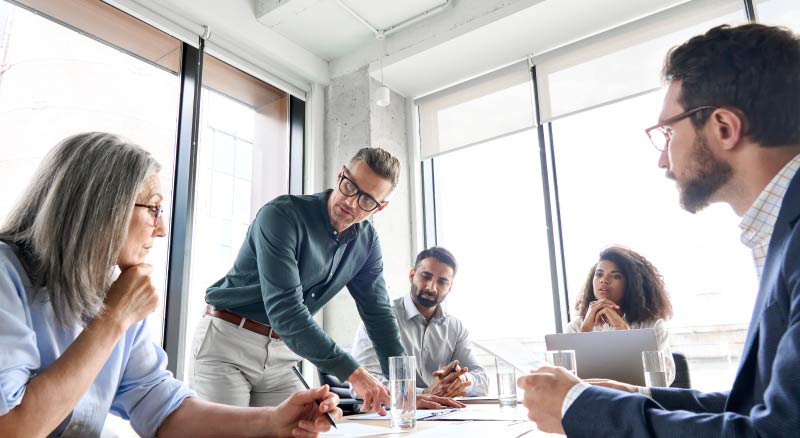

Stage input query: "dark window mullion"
[
  {"left": 289, "top": 96, "right": 305, "bottom": 195},
  {"left": 546, "top": 121, "right": 570, "bottom": 328},
  {"left": 164, "top": 40, "right": 204, "bottom": 379},
  {"left": 421, "top": 158, "right": 437, "bottom": 249},
  {"left": 743, "top": 0, "right": 757, "bottom": 22},
  {"left": 530, "top": 65, "right": 569, "bottom": 333}
]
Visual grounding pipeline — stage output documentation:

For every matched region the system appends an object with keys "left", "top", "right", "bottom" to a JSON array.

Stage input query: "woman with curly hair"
[{"left": 566, "top": 245, "right": 675, "bottom": 384}]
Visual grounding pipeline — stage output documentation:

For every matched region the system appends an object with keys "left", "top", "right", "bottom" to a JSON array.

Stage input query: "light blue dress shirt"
[{"left": 0, "top": 242, "right": 193, "bottom": 437}]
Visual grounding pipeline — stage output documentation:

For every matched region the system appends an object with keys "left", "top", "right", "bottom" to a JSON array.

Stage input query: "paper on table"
[
  {"left": 321, "top": 422, "right": 409, "bottom": 437},
  {"left": 426, "top": 406, "right": 529, "bottom": 421},
  {"left": 409, "top": 420, "right": 534, "bottom": 437},
  {"left": 349, "top": 408, "right": 458, "bottom": 421}
]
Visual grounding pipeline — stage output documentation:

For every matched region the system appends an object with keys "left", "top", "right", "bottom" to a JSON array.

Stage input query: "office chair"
[
  {"left": 670, "top": 352, "right": 691, "bottom": 389},
  {"left": 317, "top": 370, "right": 363, "bottom": 415}
]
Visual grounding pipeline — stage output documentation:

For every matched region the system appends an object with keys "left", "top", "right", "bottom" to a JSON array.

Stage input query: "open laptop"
[{"left": 544, "top": 329, "right": 658, "bottom": 386}]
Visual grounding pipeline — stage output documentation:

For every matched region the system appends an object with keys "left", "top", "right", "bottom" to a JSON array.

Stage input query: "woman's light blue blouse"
[{"left": 0, "top": 242, "right": 193, "bottom": 437}]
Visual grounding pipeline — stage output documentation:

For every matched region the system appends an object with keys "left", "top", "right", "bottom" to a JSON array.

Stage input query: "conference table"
[{"left": 329, "top": 402, "right": 565, "bottom": 437}]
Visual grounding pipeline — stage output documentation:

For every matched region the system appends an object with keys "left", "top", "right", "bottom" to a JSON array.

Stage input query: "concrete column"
[{"left": 322, "top": 67, "right": 412, "bottom": 348}]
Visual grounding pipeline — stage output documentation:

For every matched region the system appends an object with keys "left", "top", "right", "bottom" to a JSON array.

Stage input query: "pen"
[
  {"left": 441, "top": 361, "right": 458, "bottom": 378},
  {"left": 291, "top": 365, "right": 337, "bottom": 429}
]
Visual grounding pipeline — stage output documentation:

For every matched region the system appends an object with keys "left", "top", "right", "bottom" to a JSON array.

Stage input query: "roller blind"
[
  {"left": 535, "top": 0, "right": 745, "bottom": 123},
  {"left": 416, "top": 61, "right": 534, "bottom": 160}
]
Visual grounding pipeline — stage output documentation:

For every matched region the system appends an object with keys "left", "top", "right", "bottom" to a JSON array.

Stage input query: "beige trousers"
[{"left": 189, "top": 315, "right": 304, "bottom": 407}]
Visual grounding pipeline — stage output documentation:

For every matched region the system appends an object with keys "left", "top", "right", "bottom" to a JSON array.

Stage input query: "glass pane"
[
  {"left": 552, "top": 91, "right": 756, "bottom": 392},
  {"left": 433, "top": 128, "right": 553, "bottom": 395},
  {"left": 183, "top": 56, "right": 290, "bottom": 380},
  {"left": 0, "top": 1, "right": 180, "bottom": 344},
  {"left": 756, "top": 0, "right": 800, "bottom": 31}
]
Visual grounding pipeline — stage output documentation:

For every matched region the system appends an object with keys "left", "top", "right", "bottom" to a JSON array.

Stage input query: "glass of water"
[
  {"left": 389, "top": 356, "right": 416, "bottom": 429},
  {"left": 642, "top": 351, "right": 668, "bottom": 387},
  {"left": 495, "top": 358, "right": 517, "bottom": 407},
  {"left": 545, "top": 350, "right": 577, "bottom": 375}
]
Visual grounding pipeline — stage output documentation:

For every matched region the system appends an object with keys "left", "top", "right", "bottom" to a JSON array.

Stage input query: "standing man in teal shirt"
[{"left": 191, "top": 148, "right": 404, "bottom": 413}]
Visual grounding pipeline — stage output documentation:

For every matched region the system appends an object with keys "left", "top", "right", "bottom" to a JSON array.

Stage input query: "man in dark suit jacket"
[{"left": 518, "top": 24, "right": 800, "bottom": 437}]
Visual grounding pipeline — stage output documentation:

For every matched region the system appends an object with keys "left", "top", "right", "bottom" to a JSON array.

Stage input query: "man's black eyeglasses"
[
  {"left": 338, "top": 167, "right": 384, "bottom": 212},
  {"left": 135, "top": 203, "right": 164, "bottom": 227},
  {"left": 645, "top": 106, "right": 716, "bottom": 152}
]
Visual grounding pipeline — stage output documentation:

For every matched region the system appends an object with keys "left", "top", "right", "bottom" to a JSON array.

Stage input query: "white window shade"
[
  {"left": 535, "top": 0, "right": 746, "bottom": 123},
  {"left": 416, "top": 61, "right": 534, "bottom": 160}
]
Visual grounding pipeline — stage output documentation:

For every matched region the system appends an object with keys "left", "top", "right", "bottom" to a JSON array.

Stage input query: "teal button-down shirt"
[{"left": 205, "top": 190, "right": 404, "bottom": 380}]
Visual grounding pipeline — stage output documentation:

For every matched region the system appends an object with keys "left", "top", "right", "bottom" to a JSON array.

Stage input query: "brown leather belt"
[{"left": 205, "top": 305, "right": 280, "bottom": 340}]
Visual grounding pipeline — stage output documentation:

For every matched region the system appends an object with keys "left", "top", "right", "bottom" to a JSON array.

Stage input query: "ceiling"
[
  {"left": 255, "top": 0, "right": 449, "bottom": 61},
  {"left": 117, "top": 0, "right": 695, "bottom": 96},
  {"left": 374, "top": 0, "right": 690, "bottom": 98}
]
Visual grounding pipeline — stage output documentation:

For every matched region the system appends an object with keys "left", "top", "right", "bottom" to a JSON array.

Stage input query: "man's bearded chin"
[
  {"left": 413, "top": 286, "right": 438, "bottom": 308},
  {"left": 673, "top": 135, "right": 732, "bottom": 214}
]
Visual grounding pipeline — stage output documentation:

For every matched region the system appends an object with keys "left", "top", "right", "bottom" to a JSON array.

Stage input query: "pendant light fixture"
[{"left": 375, "top": 31, "right": 390, "bottom": 107}]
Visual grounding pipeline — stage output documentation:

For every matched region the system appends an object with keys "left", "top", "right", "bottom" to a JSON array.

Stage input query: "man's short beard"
[
  {"left": 674, "top": 133, "right": 733, "bottom": 214},
  {"left": 412, "top": 285, "right": 438, "bottom": 308}
]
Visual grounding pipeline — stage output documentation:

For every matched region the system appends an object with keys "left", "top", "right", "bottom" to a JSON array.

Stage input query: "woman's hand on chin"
[{"left": 100, "top": 263, "right": 159, "bottom": 332}]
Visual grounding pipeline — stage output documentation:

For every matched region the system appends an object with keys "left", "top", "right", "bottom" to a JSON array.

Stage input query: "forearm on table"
[
  {"left": 0, "top": 317, "right": 126, "bottom": 437},
  {"left": 157, "top": 398, "right": 273, "bottom": 438}
]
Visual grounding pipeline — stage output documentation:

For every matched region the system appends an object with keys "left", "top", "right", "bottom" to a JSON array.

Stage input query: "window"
[
  {"left": 183, "top": 54, "right": 290, "bottom": 380},
  {"left": 0, "top": 1, "right": 184, "bottom": 435},
  {"left": 0, "top": 0, "right": 181, "bottom": 343},
  {"left": 552, "top": 91, "right": 756, "bottom": 392},
  {"left": 420, "top": 0, "right": 751, "bottom": 393},
  {"left": 420, "top": 64, "right": 554, "bottom": 394},
  {"left": 537, "top": 1, "right": 749, "bottom": 393},
  {"left": 433, "top": 129, "right": 554, "bottom": 342},
  {"left": 755, "top": 0, "right": 800, "bottom": 30},
  {"left": 432, "top": 129, "right": 553, "bottom": 394},
  {"left": 539, "top": 1, "right": 749, "bottom": 392}
]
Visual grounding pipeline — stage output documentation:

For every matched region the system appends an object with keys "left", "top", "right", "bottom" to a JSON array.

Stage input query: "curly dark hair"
[
  {"left": 575, "top": 246, "right": 672, "bottom": 325},
  {"left": 663, "top": 23, "right": 800, "bottom": 147}
]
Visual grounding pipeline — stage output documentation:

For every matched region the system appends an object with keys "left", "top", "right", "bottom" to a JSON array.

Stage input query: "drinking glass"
[
  {"left": 642, "top": 351, "right": 668, "bottom": 387},
  {"left": 495, "top": 358, "right": 517, "bottom": 407},
  {"left": 546, "top": 350, "right": 577, "bottom": 375},
  {"left": 389, "top": 356, "right": 417, "bottom": 429}
]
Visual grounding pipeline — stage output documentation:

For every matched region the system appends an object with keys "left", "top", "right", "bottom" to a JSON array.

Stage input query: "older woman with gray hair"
[{"left": 0, "top": 132, "right": 341, "bottom": 437}]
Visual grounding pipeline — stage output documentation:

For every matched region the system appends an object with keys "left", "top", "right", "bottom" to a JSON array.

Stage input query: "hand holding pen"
[
  {"left": 426, "top": 360, "right": 472, "bottom": 398},
  {"left": 291, "top": 365, "right": 338, "bottom": 429}
]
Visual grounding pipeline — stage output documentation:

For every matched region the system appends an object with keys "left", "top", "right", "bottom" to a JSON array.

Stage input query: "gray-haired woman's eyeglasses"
[{"left": 134, "top": 203, "right": 164, "bottom": 227}]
